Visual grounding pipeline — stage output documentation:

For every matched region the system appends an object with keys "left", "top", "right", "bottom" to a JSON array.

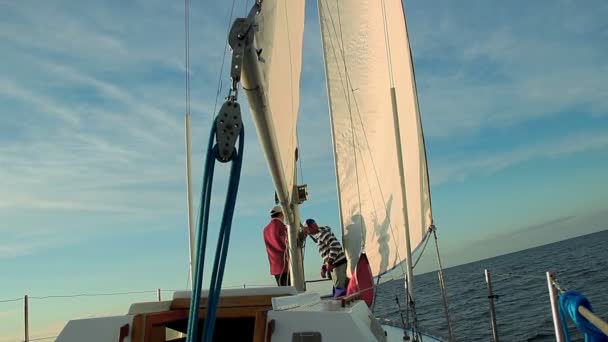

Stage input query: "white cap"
[{"left": 269, "top": 205, "right": 282, "bottom": 215}]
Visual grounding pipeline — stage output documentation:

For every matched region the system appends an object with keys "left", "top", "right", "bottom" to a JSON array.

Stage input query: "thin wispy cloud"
[
  {"left": 0, "top": 1, "right": 607, "bottom": 339},
  {"left": 1, "top": 0, "right": 604, "bottom": 251},
  {"left": 0, "top": 239, "right": 58, "bottom": 259},
  {"left": 0, "top": 0, "right": 221, "bottom": 263},
  {"left": 408, "top": 0, "right": 608, "bottom": 137},
  {"left": 431, "top": 129, "right": 608, "bottom": 185},
  {"left": 0, "top": 79, "right": 81, "bottom": 125}
]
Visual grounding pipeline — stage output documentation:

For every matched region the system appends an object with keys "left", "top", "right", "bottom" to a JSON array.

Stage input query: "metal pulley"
[{"left": 214, "top": 100, "right": 243, "bottom": 162}]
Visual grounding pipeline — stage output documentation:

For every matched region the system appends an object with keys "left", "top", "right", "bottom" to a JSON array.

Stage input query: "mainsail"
[
  {"left": 242, "top": 0, "right": 307, "bottom": 290},
  {"left": 253, "top": 0, "right": 305, "bottom": 199},
  {"left": 317, "top": 0, "right": 433, "bottom": 277}
]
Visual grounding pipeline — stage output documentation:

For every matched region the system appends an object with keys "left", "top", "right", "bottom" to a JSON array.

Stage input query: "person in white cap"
[{"left": 263, "top": 205, "right": 290, "bottom": 286}]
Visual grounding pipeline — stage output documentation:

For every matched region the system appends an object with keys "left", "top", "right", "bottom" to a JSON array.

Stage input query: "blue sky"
[{"left": 1, "top": 0, "right": 608, "bottom": 339}]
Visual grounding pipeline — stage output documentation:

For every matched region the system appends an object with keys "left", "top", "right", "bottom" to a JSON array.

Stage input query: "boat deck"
[{"left": 57, "top": 287, "right": 445, "bottom": 342}]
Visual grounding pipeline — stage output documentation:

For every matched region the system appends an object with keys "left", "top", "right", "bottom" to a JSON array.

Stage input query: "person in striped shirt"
[{"left": 304, "top": 218, "right": 349, "bottom": 294}]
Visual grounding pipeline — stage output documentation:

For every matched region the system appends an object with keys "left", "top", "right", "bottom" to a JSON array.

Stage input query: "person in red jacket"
[{"left": 263, "top": 205, "right": 290, "bottom": 286}]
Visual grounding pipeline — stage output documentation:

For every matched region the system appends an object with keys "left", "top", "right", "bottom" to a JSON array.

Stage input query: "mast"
[
  {"left": 381, "top": 0, "right": 416, "bottom": 300},
  {"left": 236, "top": 5, "right": 306, "bottom": 291},
  {"left": 396, "top": 0, "right": 433, "bottom": 303},
  {"left": 184, "top": 0, "right": 195, "bottom": 286},
  {"left": 390, "top": 88, "right": 416, "bottom": 301},
  {"left": 185, "top": 114, "right": 195, "bottom": 285}
]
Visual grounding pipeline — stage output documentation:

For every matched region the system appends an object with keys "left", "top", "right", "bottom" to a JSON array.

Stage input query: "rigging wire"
[
  {"left": 185, "top": 262, "right": 191, "bottom": 289},
  {"left": 334, "top": 1, "right": 364, "bottom": 229},
  {"left": 22, "top": 336, "right": 57, "bottom": 341},
  {"left": 297, "top": 136, "right": 305, "bottom": 184},
  {"left": 432, "top": 227, "right": 456, "bottom": 341},
  {"left": 211, "top": 0, "right": 238, "bottom": 122},
  {"left": 29, "top": 290, "right": 157, "bottom": 300},
  {"left": 283, "top": 0, "right": 298, "bottom": 185},
  {"left": 0, "top": 297, "right": 23, "bottom": 303},
  {"left": 319, "top": 0, "right": 380, "bottom": 261},
  {"left": 412, "top": 229, "right": 432, "bottom": 269},
  {"left": 183, "top": 0, "right": 238, "bottom": 289}
]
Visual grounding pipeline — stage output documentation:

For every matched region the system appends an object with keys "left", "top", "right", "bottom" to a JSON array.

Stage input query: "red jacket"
[{"left": 263, "top": 218, "right": 288, "bottom": 275}]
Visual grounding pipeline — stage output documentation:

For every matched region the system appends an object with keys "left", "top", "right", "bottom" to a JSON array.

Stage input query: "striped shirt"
[{"left": 310, "top": 226, "right": 346, "bottom": 265}]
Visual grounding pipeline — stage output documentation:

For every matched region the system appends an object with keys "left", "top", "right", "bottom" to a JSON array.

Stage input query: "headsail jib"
[{"left": 317, "top": 0, "right": 433, "bottom": 279}]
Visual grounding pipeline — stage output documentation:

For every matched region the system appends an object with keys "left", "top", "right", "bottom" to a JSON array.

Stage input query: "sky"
[{"left": 1, "top": 0, "right": 607, "bottom": 340}]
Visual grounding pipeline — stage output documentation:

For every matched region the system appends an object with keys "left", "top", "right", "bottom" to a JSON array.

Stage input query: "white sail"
[
  {"left": 254, "top": 0, "right": 305, "bottom": 199},
  {"left": 317, "top": 0, "right": 433, "bottom": 277}
]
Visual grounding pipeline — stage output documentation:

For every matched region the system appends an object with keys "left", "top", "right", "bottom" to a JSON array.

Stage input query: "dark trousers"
[{"left": 274, "top": 272, "right": 290, "bottom": 286}]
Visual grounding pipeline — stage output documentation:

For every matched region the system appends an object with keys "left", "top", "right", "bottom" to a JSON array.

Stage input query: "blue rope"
[
  {"left": 185, "top": 125, "right": 244, "bottom": 342},
  {"left": 559, "top": 290, "right": 608, "bottom": 342},
  {"left": 186, "top": 124, "right": 217, "bottom": 342},
  {"left": 201, "top": 128, "right": 244, "bottom": 342}
]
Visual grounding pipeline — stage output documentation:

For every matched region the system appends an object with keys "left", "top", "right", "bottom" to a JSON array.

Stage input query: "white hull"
[{"left": 56, "top": 287, "right": 445, "bottom": 342}]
